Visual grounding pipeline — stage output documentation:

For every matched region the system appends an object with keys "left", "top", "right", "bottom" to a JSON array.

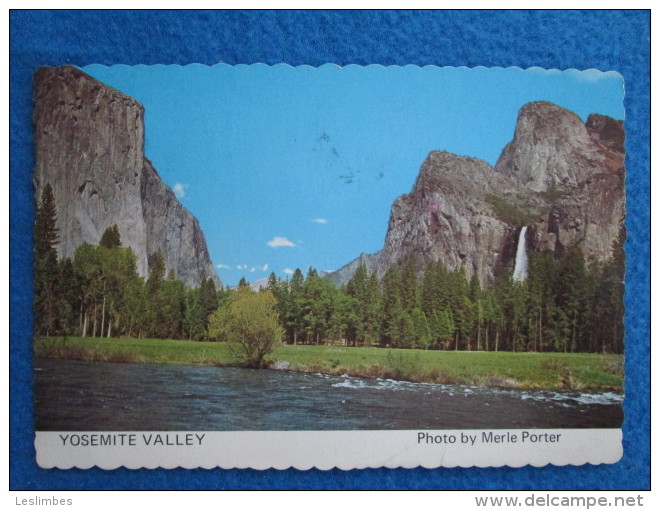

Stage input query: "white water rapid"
[{"left": 512, "top": 226, "right": 528, "bottom": 282}]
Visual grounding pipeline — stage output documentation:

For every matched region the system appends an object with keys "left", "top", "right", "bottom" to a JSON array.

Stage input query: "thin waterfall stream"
[{"left": 512, "top": 226, "right": 528, "bottom": 282}]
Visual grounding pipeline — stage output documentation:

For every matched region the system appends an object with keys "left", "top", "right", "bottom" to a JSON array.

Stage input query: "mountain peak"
[
  {"left": 33, "top": 66, "right": 221, "bottom": 288},
  {"left": 494, "top": 101, "right": 615, "bottom": 192},
  {"left": 585, "top": 114, "right": 625, "bottom": 155},
  {"left": 331, "top": 100, "right": 625, "bottom": 288}
]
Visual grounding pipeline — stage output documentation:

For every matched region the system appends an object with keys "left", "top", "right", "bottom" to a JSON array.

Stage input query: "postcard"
[{"left": 32, "top": 64, "right": 625, "bottom": 469}]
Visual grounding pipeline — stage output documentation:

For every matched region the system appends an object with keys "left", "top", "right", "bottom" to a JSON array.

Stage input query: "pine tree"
[
  {"left": 184, "top": 287, "right": 205, "bottom": 340},
  {"left": 381, "top": 267, "right": 403, "bottom": 347},
  {"left": 410, "top": 307, "right": 430, "bottom": 349},
  {"left": 400, "top": 261, "right": 420, "bottom": 311},
  {"left": 345, "top": 265, "right": 381, "bottom": 346},
  {"left": 526, "top": 251, "right": 557, "bottom": 352},
  {"left": 145, "top": 251, "right": 167, "bottom": 337},
  {"left": 395, "top": 309, "right": 415, "bottom": 349},
  {"left": 34, "top": 183, "right": 60, "bottom": 336},
  {"left": 329, "top": 292, "right": 360, "bottom": 346},
  {"left": 286, "top": 269, "right": 305, "bottom": 345},
  {"left": 34, "top": 184, "right": 59, "bottom": 261},
  {"left": 147, "top": 251, "right": 166, "bottom": 295},
  {"left": 99, "top": 224, "right": 122, "bottom": 249},
  {"left": 159, "top": 278, "right": 186, "bottom": 339},
  {"left": 301, "top": 269, "right": 336, "bottom": 345},
  {"left": 57, "top": 258, "right": 79, "bottom": 335},
  {"left": 198, "top": 277, "right": 219, "bottom": 335},
  {"left": 554, "top": 247, "right": 588, "bottom": 352}
]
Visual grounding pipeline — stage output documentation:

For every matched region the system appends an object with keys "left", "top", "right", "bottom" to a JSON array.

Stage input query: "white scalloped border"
[
  {"left": 35, "top": 429, "right": 622, "bottom": 471},
  {"left": 81, "top": 62, "right": 623, "bottom": 74}
]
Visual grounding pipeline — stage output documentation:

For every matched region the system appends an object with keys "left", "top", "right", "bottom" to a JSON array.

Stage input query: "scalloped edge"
[
  {"left": 81, "top": 62, "right": 623, "bottom": 76},
  {"left": 35, "top": 429, "right": 623, "bottom": 471}
]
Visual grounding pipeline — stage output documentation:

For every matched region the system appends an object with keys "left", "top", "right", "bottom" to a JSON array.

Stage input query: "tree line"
[
  {"left": 34, "top": 184, "right": 222, "bottom": 340},
  {"left": 34, "top": 183, "right": 624, "bottom": 353},
  {"left": 245, "top": 248, "right": 623, "bottom": 354}
]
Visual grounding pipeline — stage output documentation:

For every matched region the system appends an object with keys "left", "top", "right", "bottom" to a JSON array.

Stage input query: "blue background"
[{"left": 10, "top": 10, "right": 650, "bottom": 490}]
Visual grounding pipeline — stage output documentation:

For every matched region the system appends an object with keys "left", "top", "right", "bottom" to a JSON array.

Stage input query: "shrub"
[
  {"left": 385, "top": 351, "right": 422, "bottom": 381},
  {"left": 485, "top": 194, "right": 536, "bottom": 226},
  {"left": 212, "top": 288, "right": 283, "bottom": 368},
  {"left": 603, "top": 358, "right": 624, "bottom": 377}
]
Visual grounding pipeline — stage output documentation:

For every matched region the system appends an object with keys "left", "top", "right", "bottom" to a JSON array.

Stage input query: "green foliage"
[
  {"left": 538, "top": 186, "right": 565, "bottom": 202},
  {"left": 301, "top": 271, "right": 335, "bottom": 344},
  {"left": 198, "top": 277, "right": 218, "bottom": 330},
  {"left": 380, "top": 267, "right": 403, "bottom": 347},
  {"left": 35, "top": 337, "right": 624, "bottom": 390},
  {"left": 32, "top": 190, "right": 624, "bottom": 359},
  {"left": 56, "top": 258, "right": 79, "bottom": 334},
  {"left": 147, "top": 251, "right": 166, "bottom": 295},
  {"left": 345, "top": 265, "right": 381, "bottom": 346},
  {"left": 34, "top": 183, "right": 60, "bottom": 336},
  {"left": 385, "top": 350, "right": 422, "bottom": 381},
  {"left": 34, "top": 183, "right": 59, "bottom": 259},
  {"left": 99, "top": 224, "right": 122, "bottom": 249},
  {"left": 399, "top": 262, "right": 420, "bottom": 311},
  {"left": 485, "top": 194, "right": 536, "bottom": 226},
  {"left": 395, "top": 309, "right": 415, "bottom": 348},
  {"left": 410, "top": 308, "right": 431, "bottom": 349},
  {"left": 429, "top": 309, "right": 454, "bottom": 349},
  {"left": 209, "top": 288, "right": 283, "bottom": 368},
  {"left": 184, "top": 288, "right": 207, "bottom": 341},
  {"left": 73, "top": 241, "right": 141, "bottom": 338}
]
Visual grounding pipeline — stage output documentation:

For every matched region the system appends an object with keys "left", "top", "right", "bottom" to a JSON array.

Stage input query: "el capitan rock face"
[
  {"left": 33, "top": 66, "right": 221, "bottom": 288},
  {"left": 329, "top": 101, "right": 625, "bottom": 287}
]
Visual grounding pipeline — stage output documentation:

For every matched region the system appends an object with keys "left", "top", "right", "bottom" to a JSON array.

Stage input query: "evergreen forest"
[{"left": 34, "top": 183, "right": 625, "bottom": 354}]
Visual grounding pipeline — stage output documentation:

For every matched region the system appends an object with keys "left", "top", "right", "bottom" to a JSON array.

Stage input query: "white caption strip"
[{"left": 35, "top": 429, "right": 622, "bottom": 470}]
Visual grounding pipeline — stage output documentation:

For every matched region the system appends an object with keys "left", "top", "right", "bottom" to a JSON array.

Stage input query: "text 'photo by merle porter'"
[{"left": 33, "top": 64, "right": 625, "bottom": 469}]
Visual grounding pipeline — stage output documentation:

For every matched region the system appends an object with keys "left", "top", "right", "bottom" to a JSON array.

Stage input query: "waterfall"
[{"left": 512, "top": 226, "right": 528, "bottom": 282}]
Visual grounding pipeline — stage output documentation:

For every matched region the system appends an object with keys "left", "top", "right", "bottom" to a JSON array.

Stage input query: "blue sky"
[{"left": 83, "top": 64, "right": 624, "bottom": 287}]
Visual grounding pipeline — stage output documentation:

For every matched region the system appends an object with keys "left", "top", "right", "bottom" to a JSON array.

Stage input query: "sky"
[{"left": 83, "top": 64, "right": 625, "bottom": 287}]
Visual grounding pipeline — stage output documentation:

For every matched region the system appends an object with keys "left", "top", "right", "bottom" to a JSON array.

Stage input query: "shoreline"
[{"left": 33, "top": 337, "right": 624, "bottom": 392}]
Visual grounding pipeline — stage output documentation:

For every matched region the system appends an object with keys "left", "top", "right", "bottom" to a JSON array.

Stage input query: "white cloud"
[
  {"left": 250, "top": 267, "right": 256, "bottom": 273},
  {"left": 310, "top": 218, "right": 328, "bottom": 224},
  {"left": 260, "top": 264, "right": 269, "bottom": 271},
  {"left": 216, "top": 264, "right": 230, "bottom": 270},
  {"left": 236, "top": 264, "right": 247, "bottom": 270},
  {"left": 283, "top": 268, "right": 294, "bottom": 275},
  {"left": 173, "top": 183, "right": 187, "bottom": 198},
  {"left": 267, "top": 236, "right": 296, "bottom": 248}
]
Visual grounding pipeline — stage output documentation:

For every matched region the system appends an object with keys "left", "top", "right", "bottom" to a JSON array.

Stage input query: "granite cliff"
[
  {"left": 328, "top": 101, "right": 625, "bottom": 287},
  {"left": 33, "top": 66, "right": 220, "bottom": 288}
]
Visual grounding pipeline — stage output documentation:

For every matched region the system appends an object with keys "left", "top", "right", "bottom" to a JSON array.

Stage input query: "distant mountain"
[
  {"left": 249, "top": 278, "right": 269, "bottom": 291},
  {"left": 328, "top": 101, "right": 625, "bottom": 287},
  {"left": 33, "top": 66, "right": 221, "bottom": 288}
]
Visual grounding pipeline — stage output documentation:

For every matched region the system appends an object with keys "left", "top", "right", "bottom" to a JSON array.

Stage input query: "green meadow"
[{"left": 34, "top": 336, "right": 623, "bottom": 390}]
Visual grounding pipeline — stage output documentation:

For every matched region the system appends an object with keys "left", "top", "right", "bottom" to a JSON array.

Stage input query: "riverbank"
[{"left": 34, "top": 336, "right": 624, "bottom": 390}]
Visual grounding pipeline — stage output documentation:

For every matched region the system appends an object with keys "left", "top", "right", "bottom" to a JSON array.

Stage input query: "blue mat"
[{"left": 9, "top": 10, "right": 650, "bottom": 490}]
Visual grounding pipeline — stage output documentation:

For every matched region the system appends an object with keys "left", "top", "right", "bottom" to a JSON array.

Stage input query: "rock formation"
[
  {"left": 33, "top": 66, "right": 220, "bottom": 288},
  {"left": 495, "top": 102, "right": 625, "bottom": 266},
  {"left": 328, "top": 101, "right": 625, "bottom": 287}
]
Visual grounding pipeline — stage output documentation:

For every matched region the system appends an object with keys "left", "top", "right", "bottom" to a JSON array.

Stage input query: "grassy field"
[{"left": 34, "top": 336, "right": 624, "bottom": 390}]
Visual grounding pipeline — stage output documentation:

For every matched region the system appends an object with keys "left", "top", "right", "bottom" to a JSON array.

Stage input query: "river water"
[{"left": 34, "top": 358, "right": 623, "bottom": 431}]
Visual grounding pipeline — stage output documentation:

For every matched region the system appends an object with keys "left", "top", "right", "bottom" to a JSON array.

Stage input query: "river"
[{"left": 34, "top": 358, "right": 623, "bottom": 431}]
